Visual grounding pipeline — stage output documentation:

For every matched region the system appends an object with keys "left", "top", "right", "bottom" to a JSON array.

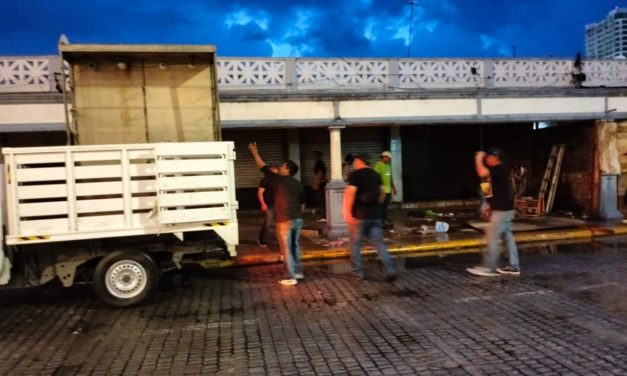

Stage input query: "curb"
[{"left": 198, "top": 223, "right": 627, "bottom": 269}]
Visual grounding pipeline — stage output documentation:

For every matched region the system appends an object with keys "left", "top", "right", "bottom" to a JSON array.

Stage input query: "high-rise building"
[{"left": 585, "top": 7, "right": 627, "bottom": 58}]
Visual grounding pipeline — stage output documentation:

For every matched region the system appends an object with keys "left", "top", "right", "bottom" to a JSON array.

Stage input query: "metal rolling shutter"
[
  {"left": 299, "top": 127, "right": 386, "bottom": 186},
  {"left": 299, "top": 128, "right": 330, "bottom": 186},
  {"left": 222, "top": 129, "right": 287, "bottom": 188},
  {"left": 341, "top": 127, "right": 387, "bottom": 166}
]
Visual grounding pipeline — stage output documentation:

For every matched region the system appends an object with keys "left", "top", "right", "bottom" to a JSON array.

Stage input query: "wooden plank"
[
  {"left": 74, "top": 180, "right": 157, "bottom": 196},
  {"left": 16, "top": 167, "right": 66, "bottom": 182},
  {"left": 158, "top": 191, "right": 229, "bottom": 207},
  {"left": 16, "top": 182, "right": 158, "bottom": 204},
  {"left": 76, "top": 198, "right": 124, "bottom": 213},
  {"left": 157, "top": 159, "right": 227, "bottom": 174},
  {"left": 159, "top": 207, "right": 230, "bottom": 224},
  {"left": 17, "top": 218, "right": 69, "bottom": 235},
  {"left": 157, "top": 142, "right": 229, "bottom": 156},
  {"left": 127, "top": 149, "right": 155, "bottom": 160},
  {"left": 74, "top": 164, "right": 122, "bottom": 179},
  {"left": 75, "top": 181, "right": 123, "bottom": 196},
  {"left": 76, "top": 214, "right": 126, "bottom": 231},
  {"left": 17, "top": 184, "right": 67, "bottom": 199},
  {"left": 14, "top": 152, "right": 66, "bottom": 164},
  {"left": 158, "top": 175, "right": 229, "bottom": 190},
  {"left": 72, "top": 150, "right": 122, "bottom": 162},
  {"left": 19, "top": 201, "right": 68, "bottom": 217},
  {"left": 74, "top": 163, "right": 156, "bottom": 179}
]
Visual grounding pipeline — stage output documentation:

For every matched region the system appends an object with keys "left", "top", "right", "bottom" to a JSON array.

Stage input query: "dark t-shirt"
[
  {"left": 258, "top": 176, "right": 274, "bottom": 207},
  {"left": 261, "top": 165, "right": 305, "bottom": 222},
  {"left": 348, "top": 168, "right": 383, "bottom": 220},
  {"left": 313, "top": 160, "right": 327, "bottom": 176},
  {"left": 487, "top": 163, "right": 514, "bottom": 211}
]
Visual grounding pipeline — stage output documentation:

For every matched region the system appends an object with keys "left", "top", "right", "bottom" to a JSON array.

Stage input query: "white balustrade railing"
[{"left": 2, "top": 56, "right": 627, "bottom": 93}]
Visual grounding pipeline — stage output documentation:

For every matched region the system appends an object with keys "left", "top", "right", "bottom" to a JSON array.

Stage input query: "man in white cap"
[{"left": 374, "top": 151, "right": 396, "bottom": 228}]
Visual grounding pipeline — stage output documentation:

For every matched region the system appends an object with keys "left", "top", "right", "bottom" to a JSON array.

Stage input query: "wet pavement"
[
  {"left": 227, "top": 207, "right": 626, "bottom": 268},
  {"left": 0, "top": 237, "right": 626, "bottom": 375}
]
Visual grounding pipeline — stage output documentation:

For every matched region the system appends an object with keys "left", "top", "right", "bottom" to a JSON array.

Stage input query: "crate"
[{"left": 515, "top": 196, "right": 544, "bottom": 216}]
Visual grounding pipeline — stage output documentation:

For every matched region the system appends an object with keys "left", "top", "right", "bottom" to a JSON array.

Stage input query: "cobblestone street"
[{"left": 0, "top": 238, "right": 626, "bottom": 375}]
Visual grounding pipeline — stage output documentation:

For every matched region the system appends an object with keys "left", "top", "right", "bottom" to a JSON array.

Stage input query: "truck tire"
[{"left": 94, "top": 250, "right": 159, "bottom": 307}]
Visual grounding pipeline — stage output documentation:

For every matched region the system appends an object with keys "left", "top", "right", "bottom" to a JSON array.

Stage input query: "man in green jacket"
[{"left": 374, "top": 151, "right": 396, "bottom": 228}]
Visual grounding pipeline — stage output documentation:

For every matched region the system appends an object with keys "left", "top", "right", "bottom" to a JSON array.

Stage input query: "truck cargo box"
[{"left": 3, "top": 142, "right": 238, "bottom": 254}]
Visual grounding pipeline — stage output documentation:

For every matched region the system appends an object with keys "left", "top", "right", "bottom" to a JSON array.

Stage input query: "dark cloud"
[{"left": 0, "top": 0, "right": 625, "bottom": 57}]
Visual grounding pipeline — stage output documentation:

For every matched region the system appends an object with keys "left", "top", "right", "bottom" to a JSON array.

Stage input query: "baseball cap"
[
  {"left": 381, "top": 151, "right": 392, "bottom": 158},
  {"left": 486, "top": 147, "right": 505, "bottom": 158}
]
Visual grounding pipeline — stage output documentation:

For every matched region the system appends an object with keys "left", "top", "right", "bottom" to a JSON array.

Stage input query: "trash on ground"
[
  {"left": 435, "top": 221, "right": 449, "bottom": 233},
  {"left": 324, "top": 238, "right": 346, "bottom": 247},
  {"left": 418, "top": 225, "right": 436, "bottom": 235}
]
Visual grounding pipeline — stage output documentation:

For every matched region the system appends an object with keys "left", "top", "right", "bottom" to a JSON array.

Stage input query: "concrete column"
[
  {"left": 390, "top": 126, "right": 403, "bottom": 202},
  {"left": 324, "top": 126, "right": 348, "bottom": 239},
  {"left": 329, "top": 126, "right": 344, "bottom": 180},
  {"left": 287, "top": 129, "right": 301, "bottom": 181}
]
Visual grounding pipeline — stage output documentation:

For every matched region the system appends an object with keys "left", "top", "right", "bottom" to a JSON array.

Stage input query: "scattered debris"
[
  {"left": 324, "top": 238, "right": 347, "bottom": 247},
  {"left": 435, "top": 221, "right": 449, "bottom": 233},
  {"left": 418, "top": 225, "right": 435, "bottom": 235}
]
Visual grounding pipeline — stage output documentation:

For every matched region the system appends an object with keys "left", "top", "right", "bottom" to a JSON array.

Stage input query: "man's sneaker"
[
  {"left": 294, "top": 273, "right": 304, "bottom": 280},
  {"left": 497, "top": 266, "right": 521, "bottom": 276},
  {"left": 257, "top": 239, "right": 268, "bottom": 247},
  {"left": 278, "top": 278, "right": 297, "bottom": 286},
  {"left": 466, "top": 266, "right": 500, "bottom": 277}
]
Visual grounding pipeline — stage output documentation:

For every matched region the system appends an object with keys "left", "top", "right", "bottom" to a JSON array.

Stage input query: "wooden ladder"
[
  {"left": 539, "top": 144, "right": 566, "bottom": 214},
  {"left": 514, "top": 144, "right": 565, "bottom": 216}
]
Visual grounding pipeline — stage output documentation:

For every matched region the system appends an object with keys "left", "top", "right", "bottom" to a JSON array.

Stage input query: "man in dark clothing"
[
  {"left": 467, "top": 147, "right": 520, "bottom": 277},
  {"left": 312, "top": 150, "right": 327, "bottom": 219},
  {"left": 342, "top": 153, "right": 396, "bottom": 281},
  {"left": 257, "top": 165, "right": 278, "bottom": 246},
  {"left": 249, "top": 142, "right": 306, "bottom": 286}
]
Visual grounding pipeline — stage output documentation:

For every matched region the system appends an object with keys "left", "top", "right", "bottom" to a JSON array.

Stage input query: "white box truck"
[{"left": 0, "top": 141, "right": 238, "bottom": 306}]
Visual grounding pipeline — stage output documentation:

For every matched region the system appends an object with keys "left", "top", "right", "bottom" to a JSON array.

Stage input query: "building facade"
[{"left": 586, "top": 8, "right": 627, "bottom": 58}]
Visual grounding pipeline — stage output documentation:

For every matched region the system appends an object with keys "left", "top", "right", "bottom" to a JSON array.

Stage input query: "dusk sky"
[{"left": 1, "top": 1, "right": 625, "bottom": 58}]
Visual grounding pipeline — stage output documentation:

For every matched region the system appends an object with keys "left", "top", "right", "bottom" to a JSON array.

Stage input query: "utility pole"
[{"left": 407, "top": 0, "right": 418, "bottom": 57}]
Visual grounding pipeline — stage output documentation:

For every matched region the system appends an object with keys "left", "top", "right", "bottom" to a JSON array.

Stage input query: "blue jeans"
[
  {"left": 276, "top": 218, "right": 303, "bottom": 279},
  {"left": 483, "top": 210, "right": 519, "bottom": 270},
  {"left": 348, "top": 219, "right": 395, "bottom": 278}
]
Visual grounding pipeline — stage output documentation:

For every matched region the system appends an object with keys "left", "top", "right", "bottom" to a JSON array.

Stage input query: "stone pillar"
[
  {"left": 324, "top": 126, "right": 348, "bottom": 239},
  {"left": 287, "top": 129, "right": 301, "bottom": 181},
  {"left": 390, "top": 126, "right": 403, "bottom": 202},
  {"left": 597, "top": 120, "right": 623, "bottom": 220}
]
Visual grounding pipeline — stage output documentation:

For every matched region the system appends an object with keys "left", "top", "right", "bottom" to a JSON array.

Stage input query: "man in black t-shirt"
[
  {"left": 249, "top": 142, "right": 306, "bottom": 286},
  {"left": 467, "top": 148, "right": 520, "bottom": 277},
  {"left": 342, "top": 153, "right": 396, "bottom": 281},
  {"left": 257, "top": 165, "right": 278, "bottom": 246}
]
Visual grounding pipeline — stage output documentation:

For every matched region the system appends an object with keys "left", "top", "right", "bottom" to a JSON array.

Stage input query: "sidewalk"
[{"left": 200, "top": 204, "right": 627, "bottom": 268}]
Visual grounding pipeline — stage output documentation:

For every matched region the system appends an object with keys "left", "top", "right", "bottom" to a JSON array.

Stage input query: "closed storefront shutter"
[
  {"left": 299, "top": 127, "right": 387, "bottom": 186},
  {"left": 222, "top": 129, "right": 287, "bottom": 188},
  {"left": 299, "top": 128, "right": 330, "bottom": 186},
  {"left": 341, "top": 127, "right": 387, "bottom": 168}
]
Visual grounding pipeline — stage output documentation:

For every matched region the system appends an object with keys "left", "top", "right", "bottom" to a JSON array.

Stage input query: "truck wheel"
[{"left": 94, "top": 250, "right": 159, "bottom": 307}]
